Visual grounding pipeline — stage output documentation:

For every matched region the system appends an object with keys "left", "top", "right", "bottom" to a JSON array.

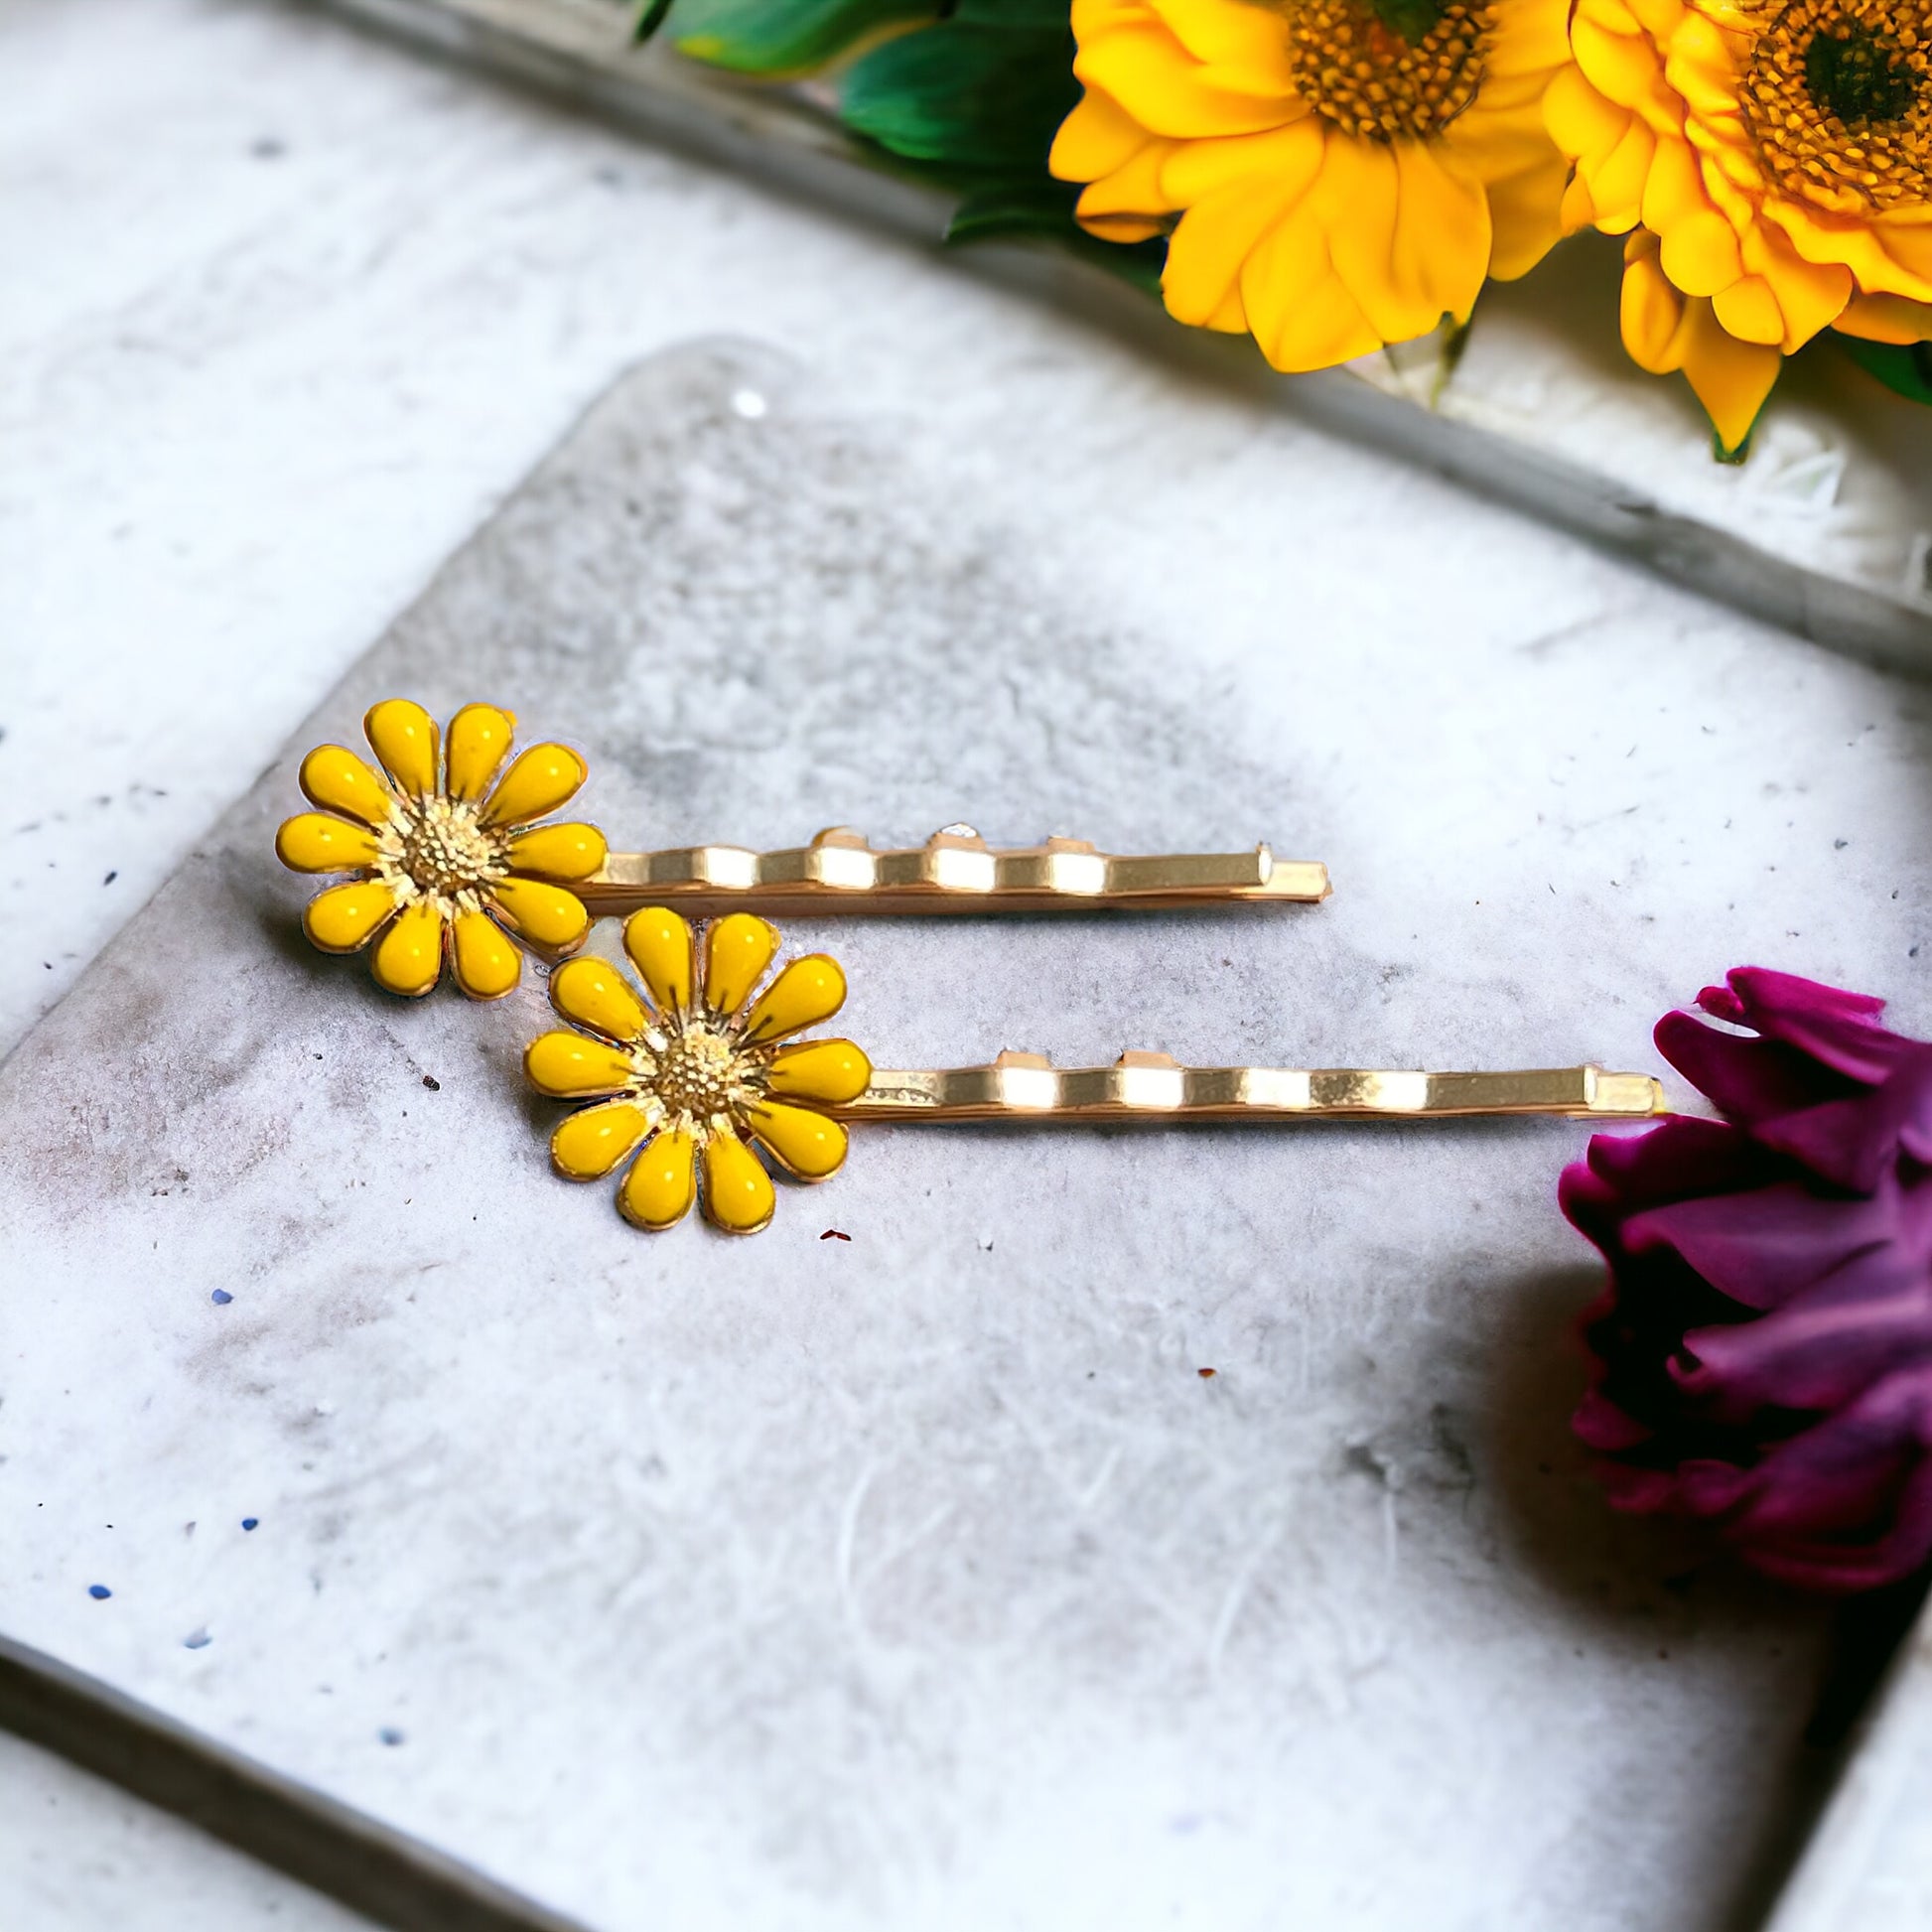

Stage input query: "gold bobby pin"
[
  {"left": 524, "top": 908, "right": 1666, "bottom": 1237},
  {"left": 275, "top": 700, "right": 1328, "bottom": 1001}
]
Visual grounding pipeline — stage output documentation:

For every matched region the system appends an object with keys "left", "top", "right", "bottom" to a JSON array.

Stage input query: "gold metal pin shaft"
[
  {"left": 834, "top": 1053, "right": 1664, "bottom": 1123},
  {"left": 579, "top": 828, "right": 1329, "bottom": 917}
]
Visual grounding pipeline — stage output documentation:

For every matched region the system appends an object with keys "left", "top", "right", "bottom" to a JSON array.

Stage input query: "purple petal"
[
  {"left": 1656, "top": 1013, "right": 1863, "bottom": 1133},
  {"left": 1561, "top": 1115, "right": 1767, "bottom": 1258},
  {"left": 1621, "top": 1179, "right": 1927, "bottom": 1311},
  {"left": 1754, "top": 1048, "right": 1932, "bottom": 1192},
  {"left": 1674, "top": 1241, "right": 1932, "bottom": 1414},
  {"left": 1574, "top": 1389, "right": 1655, "bottom": 1452},
  {"left": 1700, "top": 968, "right": 1902, "bottom": 1083},
  {"left": 1740, "top": 1454, "right": 1932, "bottom": 1590}
]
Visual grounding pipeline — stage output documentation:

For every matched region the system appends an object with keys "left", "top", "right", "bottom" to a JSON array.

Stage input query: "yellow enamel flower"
[
  {"left": 1049, "top": 0, "right": 1574, "bottom": 370},
  {"left": 1548, "top": 0, "right": 1932, "bottom": 452},
  {"left": 524, "top": 908, "right": 873, "bottom": 1235},
  {"left": 275, "top": 700, "right": 606, "bottom": 1000}
]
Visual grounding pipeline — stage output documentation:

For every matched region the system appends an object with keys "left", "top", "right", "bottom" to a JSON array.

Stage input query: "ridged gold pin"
[
  {"left": 579, "top": 827, "right": 1327, "bottom": 918},
  {"left": 523, "top": 908, "right": 1667, "bottom": 1237}
]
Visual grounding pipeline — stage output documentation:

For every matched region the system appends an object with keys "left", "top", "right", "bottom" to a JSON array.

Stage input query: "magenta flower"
[{"left": 1563, "top": 967, "right": 1932, "bottom": 1592}]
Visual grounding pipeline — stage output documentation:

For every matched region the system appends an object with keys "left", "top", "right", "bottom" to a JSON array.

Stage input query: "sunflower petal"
[
  {"left": 746, "top": 1101, "right": 848, "bottom": 1181},
  {"left": 482, "top": 743, "right": 587, "bottom": 828},
  {"left": 623, "top": 907, "right": 696, "bottom": 1015},
  {"left": 553, "top": 1100, "right": 653, "bottom": 1181},
  {"left": 446, "top": 702, "right": 516, "bottom": 802},
  {"left": 524, "top": 1031, "right": 637, "bottom": 1099},
  {"left": 550, "top": 956, "right": 648, "bottom": 1043},
  {"left": 740, "top": 955, "right": 847, "bottom": 1046},
  {"left": 620, "top": 1128, "right": 699, "bottom": 1230},
  {"left": 363, "top": 699, "right": 440, "bottom": 798},
  {"left": 491, "top": 878, "right": 590, "bottom": 952},
  {"left": 370, "top": 899, "right": 446, "bottom": 998},
  {"left": 451, "top": 908, "right": 521, "bottom": 1001},
  {"left": 276, "top": 812, "right": 377, "bottom": 875},
  {"left": 700, "top": 1130, "right": 775, "bottom": 1235},
  {"left": 1837, "top": 291, "right": 1932, "bottom": 344},
  {"left": 703, "top": 913, "right": 780, "bottom": 1019},
  {"left": 765, "top": 1038, "right": 873, "bottom": 1105},
  {"left": 1712, "top": 274, "right": 1784, "bottom": 347},
  {"left": 508, "top": 822, "right": 608, "bottom": 882},
  {"left": 1678, "top": 300, "right": 1783, "bottom": 454},
  {"left": 303, "top": 879, "right": 399, "bottom": 954},
  {"left": 299, "top": 745, "right": 394, "bottom": 829}
]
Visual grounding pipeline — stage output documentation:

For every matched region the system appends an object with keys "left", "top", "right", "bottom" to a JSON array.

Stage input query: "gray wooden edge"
[
  {"left": 1763, "top": 1609, "right": 1932, "bottom": 1932},
  {"left": 307, "top": 0, "right": 1931, "bottom": 672},
  {"left": 0, "top": 1633, "right": 592, "bottom": 1932}
]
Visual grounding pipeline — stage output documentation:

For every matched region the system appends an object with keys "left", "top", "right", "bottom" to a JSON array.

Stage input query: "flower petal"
[
  {"left": 740, "top": 954, "right": 847, "bottom": 1045},
  {"left": 446, "top": 702, "right": 515, "bottom": 802},
  {"left": 370, "top": 899, "right": 446, "bottom": 998},
  {"left": 746, "top": 1101, "right": 848, "bottom": 1181},
  {"left": 451, "top": 908, "right": 520, "bottom": 1001},
  {"left": 549, "top": 956, "right": 648, "bottom": 1044},
  {"left": 303, "top": 879, "right": 400, "bottom": 954},
  {"left": 700, "top": 1130, "right": 775, "bottom": 1235},
  {"left": 765, "top": 1038, "right": 873, "bottom": 1105},
  {"left": 1838, "top": 291, "right": 1932, "bottom": 345},
  {"left": 620, "top": 1128, "right": 698, "bottom": 1230},
  {"left": 552, "top": 1100, "right": 653, "bottom": 1181},
  {"left": 363, "top": 699, "right": 440, "bottom": 798},
  {"left": 276, "top": 812, "right": 377, "bottom": 875},
  {"left": 299, "top": 745, "right": 394, "bottom": 829},
  {"left": 490, "top": 878, "right": 590, "bottom": 952},
  {"left": 508, "top": 822, "right": 608, "bottom": 882},
  {"left": 1677, "top": 300, "right": 1781, "bottom": 455},
  {"left": 703, "top": 913, "right": 780, "bottom": 1019},
  {"left": 623, "top": 907, "right": 696, "bottom": 1015},
  {"left": 1711, "top": 274, "right": 1784, "bottom": 347},
  {"left": 481, "top": 743, "right": 587, "bottom": 828},
  {"left": 1696, "top": 968, "right": 1899, "bottom": 1083},
  {"left": 524, "top": 1031, "right": 637, "bottom": 1099}
]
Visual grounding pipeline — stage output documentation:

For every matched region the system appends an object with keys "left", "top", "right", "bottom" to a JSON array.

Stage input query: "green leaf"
[
  {"left": 838, "top": 22, "right": 1079, "bottom": 171},
  {"left": 1833, "top": 332, "right": 1932, "bottom": 406},
  {"left": 945, "top": 179, "right": 1168, "bottom": 295},
  {"left": 951, "top": 0, "right": 1078, "bottom": 22},
  {"left": 670, "top": 0, "right": 937, "bottom": 74},
  {"left": 943, "top": 176, "right": 1084, "bottom": 241}
]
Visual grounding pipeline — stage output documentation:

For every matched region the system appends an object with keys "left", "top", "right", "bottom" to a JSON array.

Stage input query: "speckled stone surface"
[{"left": 8, "top": 339, "right": 1932, "bottom": 1929}]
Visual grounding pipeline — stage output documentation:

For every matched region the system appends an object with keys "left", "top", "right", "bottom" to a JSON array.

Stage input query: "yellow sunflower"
[
  {"left": 524, "top": 908, "right": 873, "bottom": 1235},
  {"left": 1549, "top": 0, "right": 1932, "bottom": 452},
  {"left": 1048, "top": 0, "right": 1574, "bottom": 370},
  {"left": 275, "top": 699, "right": 606, "bottom": 1000}
]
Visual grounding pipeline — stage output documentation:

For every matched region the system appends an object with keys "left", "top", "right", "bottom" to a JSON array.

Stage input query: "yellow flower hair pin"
[
  {"left": 525, "top": 908, "right": 1665, "bottom": 1236},
  {"left": 276, "top": 701, "right": 604, "bottom": 1000},
  {"left": 276, "top": 699, "right": 1331, "bottom": 999}
]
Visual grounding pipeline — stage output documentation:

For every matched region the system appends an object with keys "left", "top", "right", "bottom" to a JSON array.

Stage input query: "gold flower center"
[
  {"left": 376, "top": 794, "right": 508, "bottom": 908},
  {"left": 1739, "top": 0, "right": 1932, "bottom": 210},
  {"left": 1281, "top": 0, "right": 1494, "bottom": 141},
  {"left": 647, "top": 1026, "right": 752, "bottom": 1126}
]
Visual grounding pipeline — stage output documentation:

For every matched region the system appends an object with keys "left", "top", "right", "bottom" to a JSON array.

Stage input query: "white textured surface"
[
  {"left": 4, "top": 2, "right": 1931, "bottom": 1926},
  {"left": 6, "top": 338, "right": 1931, "bottom": 1931},
  {"left": 0, "top": 1729, "right": 370, "bottom": 1932}
]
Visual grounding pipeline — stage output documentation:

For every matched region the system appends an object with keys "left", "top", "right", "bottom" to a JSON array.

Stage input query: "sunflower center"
[
  {"left": 1740, "top": 0, "right": 1932, "bottom": 211},
  {"left": 649, "top": 1027, "right": 747, "bottom": 1124},
  {"left": 377, "top": 795, "right": 507, "bottom": 906},
  {"left": 1280, "top": 0, "right": 1494, "bottom": 141}
]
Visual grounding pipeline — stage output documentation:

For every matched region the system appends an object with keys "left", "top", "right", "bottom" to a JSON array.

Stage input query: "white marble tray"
[
  {"left": 321, "top": 0, "right": 1932, "bottom": 671},
  {"left": 6, "top": 341, "right": 1929, "bottom": 1929}
]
